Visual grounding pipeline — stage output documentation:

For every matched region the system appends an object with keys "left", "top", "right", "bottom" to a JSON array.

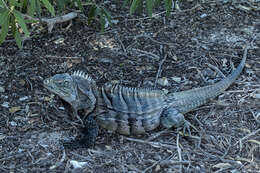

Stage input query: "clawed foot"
[
  {"left": 179, "top": 119, "right": 198, "bottom": 136},
  {"left": 62, "top": 115, "right": 99, "bottom": 149}
]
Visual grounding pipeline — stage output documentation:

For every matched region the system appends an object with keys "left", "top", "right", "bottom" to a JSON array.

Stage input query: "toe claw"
[{"left": 180, "top": 120, "right": 198, "bottom": 136}]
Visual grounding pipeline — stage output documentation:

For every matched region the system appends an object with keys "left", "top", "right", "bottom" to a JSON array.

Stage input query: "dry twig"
[{"left": 124, "top": 137, "right": 177, "bottom": 150}]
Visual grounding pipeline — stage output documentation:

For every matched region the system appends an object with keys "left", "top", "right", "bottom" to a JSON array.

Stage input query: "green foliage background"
[{"left": 0, "top": 0, "right": 174, "bottom": 49}]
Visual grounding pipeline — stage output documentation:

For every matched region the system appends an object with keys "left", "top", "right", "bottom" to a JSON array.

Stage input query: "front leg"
[
  {"left": 63, "top": 114, "right": 99, "bottom": 149},
  {"left": 160, "top": 107, "right": 192, "bottom": 135},
  {"left": 72, "top": 108, "right": 85, "bottom": 127}
]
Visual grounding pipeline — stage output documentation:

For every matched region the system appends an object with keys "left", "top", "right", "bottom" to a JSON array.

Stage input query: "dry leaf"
[
  {"left": 9, "top": 106, "right": 21, "bottom": 113},
  {"left": 248, "top": 139, "right": 260, "bottom": 146},
  {"left": 19, "top": 79, "right": 26, "bottom": 86}
]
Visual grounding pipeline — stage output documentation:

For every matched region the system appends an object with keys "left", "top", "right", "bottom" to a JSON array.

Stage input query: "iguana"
[{"left": 43, "top": 46, "right": 248, "bottom": 148}]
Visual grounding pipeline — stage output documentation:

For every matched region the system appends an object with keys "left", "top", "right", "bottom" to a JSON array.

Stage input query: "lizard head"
[
  {"left": 43, "top": 73, "right": 78, "bottom": 104},
  {"left": 43, "top": 71, "right": 97, "bottom": 112}
]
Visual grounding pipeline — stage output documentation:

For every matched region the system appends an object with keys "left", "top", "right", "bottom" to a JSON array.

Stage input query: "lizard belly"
[{"left": 96, "top": 109, "right": 163, "bottom": 135}]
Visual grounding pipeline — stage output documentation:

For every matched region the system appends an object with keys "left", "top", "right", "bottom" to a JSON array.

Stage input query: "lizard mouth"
[
  {"left": 43, "top": 79, "right": 54, "bottom": 90},
  {"left": 43, "top": 78, "right": 73, "bottom": 98},
  {"left": 43, "top": 79, "right": 61, "bottom": 95}
]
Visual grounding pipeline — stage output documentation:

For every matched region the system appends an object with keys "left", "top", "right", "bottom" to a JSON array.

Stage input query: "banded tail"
[{"left": 168, "top": 46, "right": 248, "bottom": 113}]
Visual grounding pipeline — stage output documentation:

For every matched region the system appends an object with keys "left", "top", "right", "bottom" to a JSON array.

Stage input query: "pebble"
[
  {"left": 59, "top": 106, "right": 65, "bottom": 110},
  {"left": 252, "top": 93, "right": 260, "bottom": 99},
  {"left": 1, "top": 102, "right": 9, "bottom": 108},
  {"left": 171, "top": 77, "right": 182, "bottom": 83},
  {"left": 157, "top": 77, "right": 170, "bottom": 86},
  {"left": 0, "top": 86, "right": 4, "bottom": 92},
  {"left": 10, "top": 121, "right": 17, "bottom": 126},
  {"left": 200, "top": 13, "right": 207, "bottom": 18},
  {"left": 19, "top": 96, "right": 29, "bottom": 101},
  {"left": 70, "top": 160, "right": 88, "bottom": 169},
  {"left": 98, "top": 57, "right": 113, "bottom": 64}
]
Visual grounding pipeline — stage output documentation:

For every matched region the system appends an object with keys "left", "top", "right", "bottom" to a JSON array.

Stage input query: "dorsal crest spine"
[
  {"left": 106, "top": 83, "right": 164, "bottom": 96},
  {"left": 72, "top": 71, "right": 95, "bottom": 84}
]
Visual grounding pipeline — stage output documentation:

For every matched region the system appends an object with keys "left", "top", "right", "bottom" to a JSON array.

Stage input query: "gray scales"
[{"left": 43, "top": 46, "right": 248, "bottom": 148}]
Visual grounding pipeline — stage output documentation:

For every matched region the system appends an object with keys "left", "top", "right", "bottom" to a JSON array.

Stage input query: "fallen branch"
[{"left": 24, "top": 12, "right": 78, "bottom": 33}]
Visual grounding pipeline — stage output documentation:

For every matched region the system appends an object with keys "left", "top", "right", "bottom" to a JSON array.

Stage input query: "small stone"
[
  {"left": 54, "top": 38, "right": 64, "bottom": 44},
  {"left": 98, "top": 57, "right": 113, "bottom": 64},
  {"left": 200, "top": 13, "right": 207, "bottom": 18},
  {"left": 213, "top": 163, "right": 232, "bottom": 169},
  {"left": 155, "top": 165, "right": 161, "bottom": 172},
  {"left": 58, "top": 106, "right": 65, "bottom": 110},
  {"left": 1, "top": 102, "right": 9, "bottom": 108},
  {"left": 251, "top": 93, "right": 260, "bottom": 99},
  {"left": 19, "top": 80, "right": 26, "bottom": 86},
  {"left": 10, "top": 121, "right": 17, "bottom": 126},
  {"left": 143, "top": 80, "right": 154, "bottom": 87},
  {"left": 171, "top": 77, "right": 181, "bottom": 83},
  {"left": 0, "top": 86, "right": 4, "bottom": 92},
  {"left": 19, "top": 96, "right": 29, "bottom": 101},
  {"left": 111, "top": 19, "right": 119, "bottom": 24},
  {"left": 70, "top": 160, "right": 88, "bottom": 169},
  {"left": 162, "top": 88, "right": 169, "bottom": 94},
  {"left": 157, "top": 77, "right": 170, "bottom": 86}
]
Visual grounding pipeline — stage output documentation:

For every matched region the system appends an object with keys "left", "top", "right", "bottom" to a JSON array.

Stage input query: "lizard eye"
[{"left": 63, "top": 80, "right": 70, "bottom": 86}]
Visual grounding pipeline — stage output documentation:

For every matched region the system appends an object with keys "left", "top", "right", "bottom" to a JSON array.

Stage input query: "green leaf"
[
  {"left": 95, "top": 6, "right": 101, "bottom": 17},
  {"left": 101, "top": 7, "right": 111, "bottom": 24},
  {"left": 164, "top": 0, "right": 172, "bottom": 17},
  {"left": 22, "top": 0, "right": 28, "bottom": 12},
  {"left": 130, "top": 0, "right": 140, "bottom": 15},
  {"left": 0, "top": 0, "right": 5, "bottom": 7},
  {"left": 56, "top": 0, "right": 65, "bottom": 12},
  {"left": 0, "top": 15, "right": 9, "bottom": 45},
  {"left": 13, "top": 10, "right": 30, "bottom": 37},
  {"left": 41, "top": 0, "right": 55, "bottom": 16},
  {"left": 146, "top": 0, "right": 153, "bottom": 17},
  {"left": 99, "top": 15, "right": 105, "bottom": 32},
  {"left": 28, "top": 0, "right": 36, "bottom": 16},
  {"left": 10, "top": 15, "right": 16, "bottom": 35},
  {"left": 154, "top": 0, "right": 161, "bottom": 7},
  {"left": 0, "top": 7, "right": 6, "bottom": 14},
  {"left": 0, "top": 8, "right": 9, "bottom": 26},
  {"left": 137, "top": 0, "right": 143, "bottom": 14},
  {"left": 35, "top": 0, "right": 41, "bottom": 18},
  {"left": 88, "top": 5, "right": 96, "bottom": 24},
  {"left": 75, "top": 0, "right": 83, "bottom": 11},
  {"left": 25, "top": 19, "right": 38, "bottom": 23},
  {"left": 123, "top": 0, "right": 130, "bottom": 7},
  {"left": 14, "top": 30, "right": 22, "bottom": 49},
  {"left": 9, "top": 0, "right": 19, "bottom": 7}
]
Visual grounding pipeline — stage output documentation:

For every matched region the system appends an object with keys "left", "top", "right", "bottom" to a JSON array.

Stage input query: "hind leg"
[{"left": 160, "top": 107, "right": 193, "bottom": 135}]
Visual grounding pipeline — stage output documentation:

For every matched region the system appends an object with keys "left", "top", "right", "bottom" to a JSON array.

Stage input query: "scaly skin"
[
  {"left": 167, "top": 45, "right": 247, "bottom": 114},
  {"left": 43, "top": 46, "right": 248, "bottom": 148}
]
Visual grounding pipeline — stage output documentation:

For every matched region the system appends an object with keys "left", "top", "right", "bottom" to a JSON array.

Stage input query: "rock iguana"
[{"left": 43, "top": 46, "right": 248, "bottom": 148}]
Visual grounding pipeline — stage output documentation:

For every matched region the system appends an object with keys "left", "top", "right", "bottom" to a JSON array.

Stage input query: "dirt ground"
[{"left": 0, "top": 0, "right": 260, "bottom": 172}]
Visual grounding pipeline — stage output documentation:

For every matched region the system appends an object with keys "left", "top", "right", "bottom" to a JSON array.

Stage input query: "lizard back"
[{"left": 96, "top": 83, "right": 167, "bottom": 135}]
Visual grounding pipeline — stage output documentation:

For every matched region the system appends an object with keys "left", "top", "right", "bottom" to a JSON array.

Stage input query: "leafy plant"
[
  {"left": 0, "top": 0, "right": 175, "bottom": 49},
  {"left": 0, "top": 0, "right": 55, "bottom": 49},
  {"left": 0, "top": 0, "right": 112, "bottom": 48},
  {"left": 87, "top": 2, "right": 111, "bottom": 32},
  {"left": 126, "top": 0, "right": 173, "bottom": 17}
]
